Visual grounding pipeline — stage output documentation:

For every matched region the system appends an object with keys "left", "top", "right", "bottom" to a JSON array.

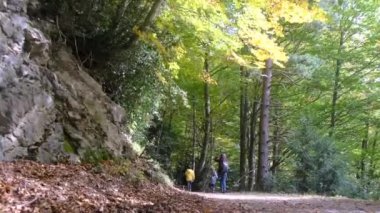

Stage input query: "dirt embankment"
[{"left": 0, "top": 160, "right": 209, "bottom": 212}]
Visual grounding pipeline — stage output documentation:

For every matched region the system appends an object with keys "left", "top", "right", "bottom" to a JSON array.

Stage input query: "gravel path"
[{"left": 195, "top": 192, "right": 380, "bottom": 212}]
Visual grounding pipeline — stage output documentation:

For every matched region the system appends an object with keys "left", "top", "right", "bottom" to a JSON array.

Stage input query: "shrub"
[{"left": 287, "top": 117, "right": 345, "bottom": 195}]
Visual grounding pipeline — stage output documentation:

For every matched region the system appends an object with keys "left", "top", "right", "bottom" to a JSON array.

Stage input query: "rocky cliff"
[{"left": 0, "top": 0, "right": 135, "bottom": 163}]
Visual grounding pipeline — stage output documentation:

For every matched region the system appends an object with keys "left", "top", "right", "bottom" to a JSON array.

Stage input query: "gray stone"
[
  {"left": 111, "top": 105, "right": 126, "bottom": 124},
  {"left": 6, "top": 0, "right": 27, "bottom": 13},
  {"left": 68, "top": 111, "right": 81, "bottom": 120},
  {"left": 0, "top": 0, "right": 7, "bottom": 12},
  {"left": 0, "top": 13, "right": 13, "bottom": 37},
  {"left": 68, "top": 153, "right": 81, "bottom": 164},
  {"left": 0, "top": 0, "right": 135, "bottom": 163},
  {"left": 24, "top": 27, "right": 50, "bottom": 65}
]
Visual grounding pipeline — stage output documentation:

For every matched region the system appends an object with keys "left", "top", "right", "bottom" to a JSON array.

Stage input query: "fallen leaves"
[
  {"left": 0, "top": 161, "right": 211, "bottom": 212},
  {"left": 1, "top": 160, "right": 379, "bottom": 213}
]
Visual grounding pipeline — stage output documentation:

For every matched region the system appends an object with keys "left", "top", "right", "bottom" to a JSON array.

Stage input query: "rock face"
[{"left": 0, "top": 0, "right": 135, "bottom": 162}]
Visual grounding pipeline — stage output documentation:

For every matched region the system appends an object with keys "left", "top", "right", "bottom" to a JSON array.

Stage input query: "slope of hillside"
[{"left": 0, "top": 160, "right": 210, "bottom": 212}]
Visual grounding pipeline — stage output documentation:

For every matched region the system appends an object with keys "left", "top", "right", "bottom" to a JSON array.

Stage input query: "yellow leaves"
[
  {"left": 273, "top": 59, "right": 286, "bottom": 68},
  {"left": 251, "top": 48, "right": 287, "bottom": 68},
  {"left": 174, "top": 45, "right": 186, "bottom": 60},
  {"left": 238, "top": 6, "right": 268, "bottom": 31},
  {"left": 134, "top": 27, "right": 167, "bottom": 56},
  {"left": 265, "top": 0, "right": 326, "bottom": 23},
  {"left": 238, "top": 11, "right": 288, "bottom": 65},
  {"left": 156, "top": 71, "right": 168, "bottom": 85},
  {"left": 201, "top": 72, "right": 217, "bottom": 85},
  {"left": 247, "top": 0, "right": 266, "bottom": 8},
  {"left": 228, "top": 51, "right": 251, "bottom": 67},
  {"left": 235, "top": 0, "right": 325, "bottom": 67},
  {"left": 160, "top": 0, "right": 326, "bottom": 78},
  {"left": 271, "top": 1, "right": 313, "bottom": 23},
  {"left": 253, "top": 49, "right": 270, "bottom": 62},
  {"left": 168, "top": 62, "right": 180, "bottom": 78}
]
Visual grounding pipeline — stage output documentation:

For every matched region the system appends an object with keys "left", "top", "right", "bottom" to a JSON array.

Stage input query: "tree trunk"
[
  {"left": 271, "top": 102, "right": 281, "bottom": 176},
  {"left": 209, "top": 136, "right": 215, "bottom": 168},
  {"left": 255, "top": 59, "right": 273, "bottom": 191},
  {"left": 239, "top": 66, "right": 249, "bottom": 191},
  {"left": 329, "top": 3, "right": 344, "bottom": 137},
  {"left": 369, "top": 131, "right": 378, "bottom": 179},
  {"left": 192, "top": 96, "right": 196, "bottom": 170},
  {"left": 197, "top": 53, "right": 211, "bottom": 176},
  {"left": 125, "top": 0, "right": 164, "bottom": 48},
  {"left": 248, "top": 99, "right": 259, "bottom": 191},
  {"left": 112, "top": 0, "right": 132, "bottom": 33},
  {"left": 360, "top": 118, "right": 369, "bottom": 180}
]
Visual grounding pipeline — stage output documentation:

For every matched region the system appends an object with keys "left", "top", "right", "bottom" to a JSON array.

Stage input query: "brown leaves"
[
  {"left": 0, "top": 160, "right": 211, "bottom": 213},
  {"left": 1, "top": 160, "right": 379, "bottom": 213}
]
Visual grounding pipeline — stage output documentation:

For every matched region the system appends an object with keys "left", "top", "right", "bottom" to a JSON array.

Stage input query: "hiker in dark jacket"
[{"left": 215, "top": 153, "right": 229, "bottom": 193}]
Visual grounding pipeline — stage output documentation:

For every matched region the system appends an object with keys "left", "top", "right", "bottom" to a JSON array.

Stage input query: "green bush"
[
  {"left": 286, "top": 117, "right": 346, "bottom": 195},
  {"left": 102, "top": 159, "right": 146, "bottom": 185},
  {"left": 82, "top": 148, "right": 112, "bottom": 165},
  {"left": 42, "top": 0, "right": 153, "bottom": 61}
]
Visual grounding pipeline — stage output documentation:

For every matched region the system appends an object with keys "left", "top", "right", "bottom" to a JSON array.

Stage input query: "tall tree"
[
  {"left": 271, "top": 101, "right": 282, "bottom": 176},
  {"left": 239, "top": 66, "right": 249, "bottom": 190},
  {"left": 247, "top": 92, "right": 259, "bottom": 191},
  {"left": 197, "top": 52, "right": 212, "bottom": 175},
  {"left": 256, "top": 59, "right": 273, "bottom": 191},
  {"left": 329, "top": 0, "right": 344, "bottom": 137},
  {"left": 125, "top": 0, "right": 165, "bottom": 48}
]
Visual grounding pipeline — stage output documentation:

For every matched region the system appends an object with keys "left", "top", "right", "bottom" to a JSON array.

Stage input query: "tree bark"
[
  {"left": 360, "top": 118, "right": 369, "bottom": 180},
  {"left": 369, "top": 131, "right": 378, "bottom": 179},
  {"left": 192, "top": 96, "right": 196, "bottom": 170},
  {"left": 271, "top": 102, "right": 281, "bottom": 176},
  {"left": 255, "top": 58, "right": 273, "bottom": 192},
  {"left": 329, "top": 1, "right": 344, "bottom": 137},
  {"left": 197, "top": 53, "right": 211, "bottom": 176},
  {"left": 239, "top": 66, "right": 249, "bottom": 191},
  {"left": 248, "top": 99, "right": 259, "bottom": 191},
  {"left": 125, "top": 0, "right": 164, "bottom": 48},
  {"left": 112, "top": 0, "right": 132, "bottom": 34}
]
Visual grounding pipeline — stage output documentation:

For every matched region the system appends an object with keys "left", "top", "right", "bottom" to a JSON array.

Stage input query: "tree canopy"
[{"left": 47, "top": 0, "right": 380, "bottom": 199}]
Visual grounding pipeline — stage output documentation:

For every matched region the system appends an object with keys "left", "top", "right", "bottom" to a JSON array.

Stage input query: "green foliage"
[
  {"left": 82, "top": 148, "right": 112, "bottom": 165},
  {"left": 92, "top": 43, "right": 168, "bottom": 145},
  {"left": 101, "top": 159, "right": 146, "bottom": 185},
  {"left": 102, "top": 159, "right": 133, "bottom": 177},
  {"left": 146, "top": 130, "right": 176, "bottom": 171},
  {"left": 43, "top": 0, "right": 178, "bottom": 145},
  {"left": 287, "top": 54, "right": 324, "bottom": 79},
  {"left": 42, "top": 0, "right": 153, "bottom": 61},
  {"left": 63, "top": 137, "right": 75, "bottom": 153},
  {"left": 63, "top": 140, "right": 75, "bottom": 153},
  {"left": 41, "top": 0, "right": 380, "bottom": 198},
  {"left": 287, "top": 117, "right": 345, "bottom": 195}
]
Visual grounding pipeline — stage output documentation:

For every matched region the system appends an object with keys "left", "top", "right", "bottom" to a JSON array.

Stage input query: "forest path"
[
  {"left": 194, "top": 192, "right": 380, "bottom": 212},
  {"left": 1, "top": 160, "right": 379, "bottom": 212}
]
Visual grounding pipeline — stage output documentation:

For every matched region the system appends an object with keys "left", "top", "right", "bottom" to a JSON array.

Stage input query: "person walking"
[
  {"left": 209, "top": 168, "right": 218, "bottom": 192},
  {"left": 185, "top": 166, "right": 195, "bottom": 191},
  {"left": 215, "top": 153, "right": 229, "bottom": 193}
]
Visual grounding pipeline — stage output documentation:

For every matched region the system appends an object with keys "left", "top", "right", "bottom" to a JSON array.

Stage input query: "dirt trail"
[{"left": 195, "top": 192, "right": 380, "bottom": 212}]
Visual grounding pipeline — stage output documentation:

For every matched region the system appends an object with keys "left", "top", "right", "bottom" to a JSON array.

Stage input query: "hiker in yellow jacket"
[{"left": 185, "top": 166, "right": 195, "bottom": 191}]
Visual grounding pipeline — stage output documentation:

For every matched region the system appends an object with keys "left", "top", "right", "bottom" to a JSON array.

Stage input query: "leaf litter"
[{"left": 0, "top": 160, "right": 379, "bottom": 213}]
